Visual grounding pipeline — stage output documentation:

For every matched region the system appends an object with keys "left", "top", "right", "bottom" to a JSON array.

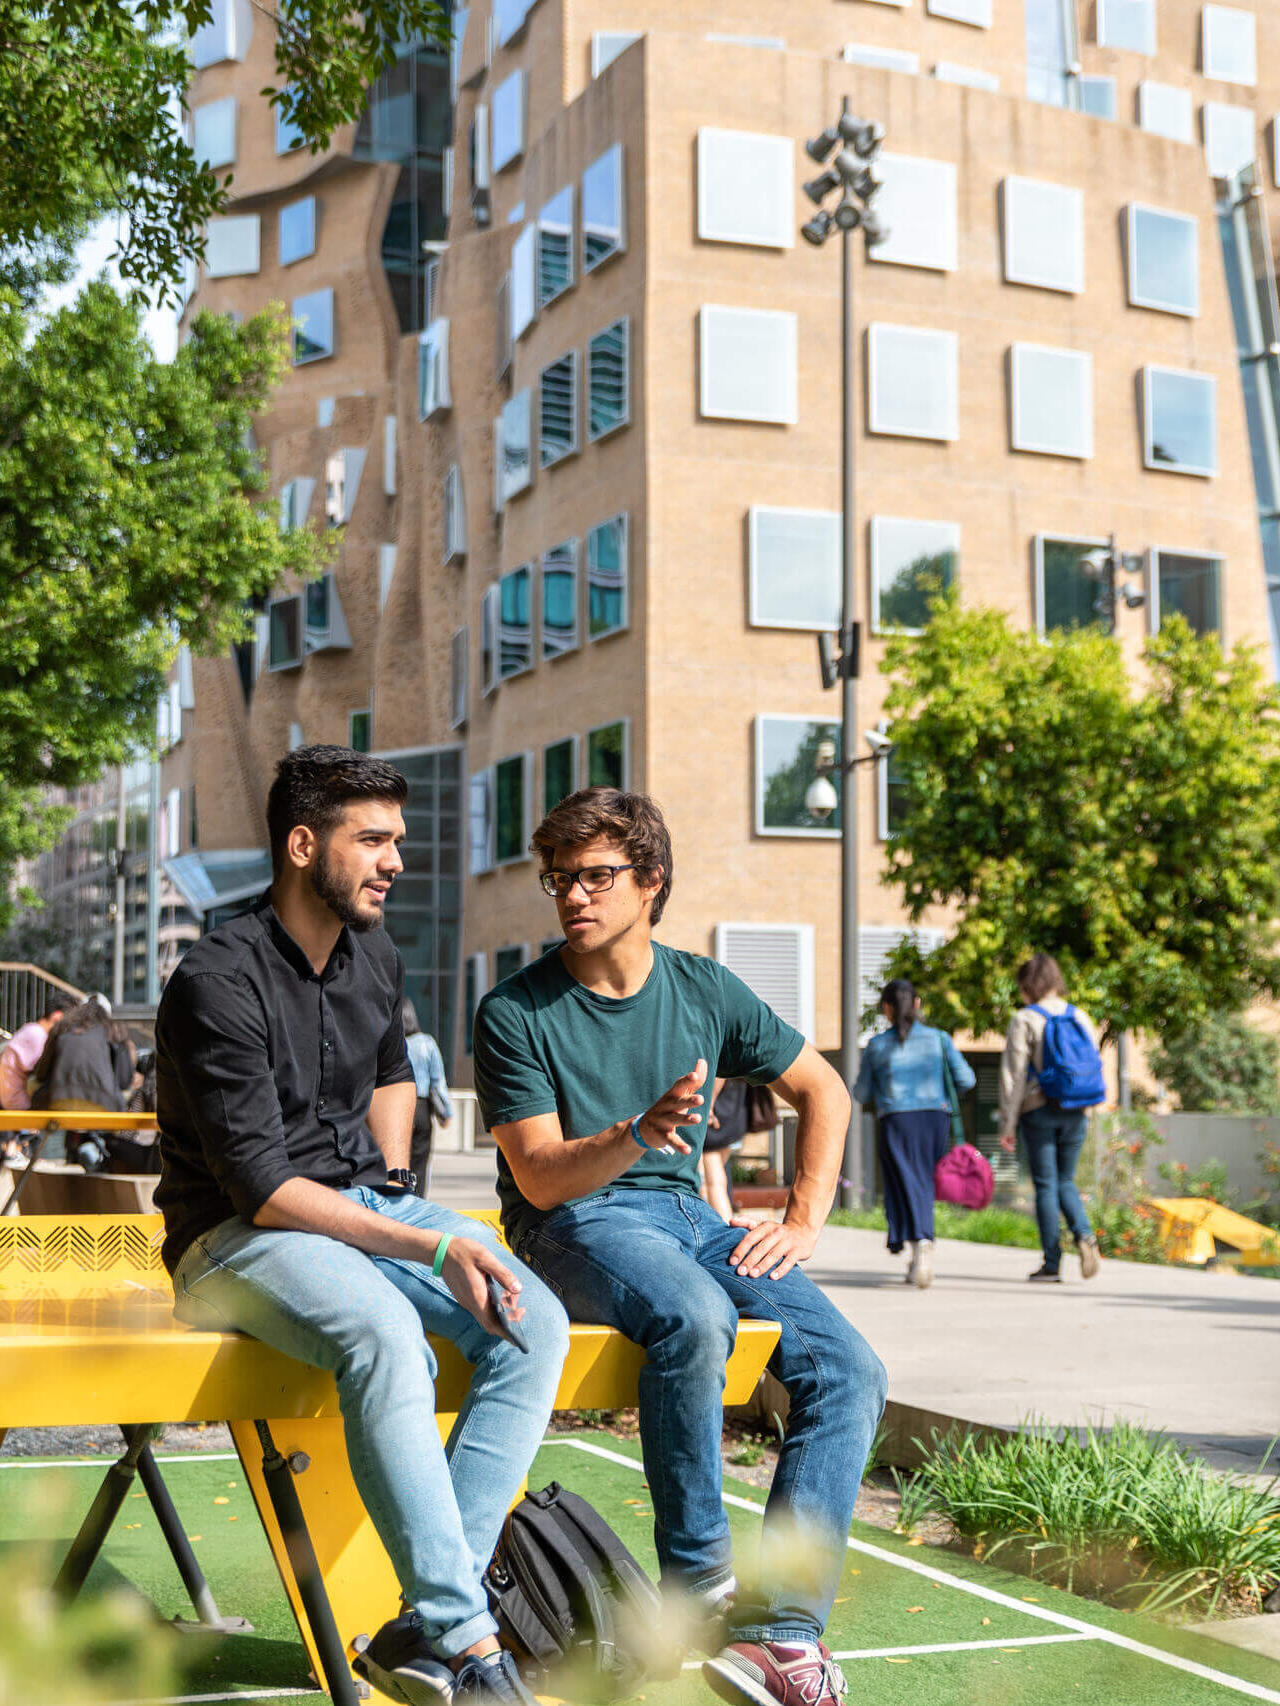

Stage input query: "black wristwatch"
[{"left": 385, "top": 1168, "right": 418, "bottom": 1193}]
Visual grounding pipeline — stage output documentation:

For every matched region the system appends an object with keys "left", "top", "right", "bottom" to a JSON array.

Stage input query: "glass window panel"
[
  {"left": 450, "top": 7, "right": 469, "bottom": 96},
  {"left": 588, "top": 319, "right": 629, "bottom": 440},
  {"left": 537, "top": 186, "right": 575, "bottom": 306},
  {"left": 494, "top": 755, "right": 528, "bottom": 862},
  {"left": 542, "top": 539, "right": 579, "bottom": 657},
  {"left": 192, "top": 97, "right": 236, "bottom": 167},
  {"left": 492, "top": 71, "right": 525, "bottom": 172},
  {"left": 268, "top": 596, "right": 302, "bottom": 668},
  {"left": 871, "top": 154, "right": 957, "bottom": 272},
  {"left": 444, "top": 464, "right": 467, "bottom": 562},
  {"left": 1002, "top": 177, "right": 1084, "bottom": 292},
  {"left": 191, "top": 0, "right": 246, "bottom": 68},
  {"left": 1077, "top": 75, "right": 1116, "bottom": 117},
  {"left": 500, "top": 390, "right": 533, "bottom": 502},
  {"left": 348, "top": 710, "right": 371, "bottom": 752},
  {"left": 292, "top": 288, "right": 334, "bottom": 364},
  {"left": 1155, "top": 551, "right": 1221, "bottom": 633},
  {"left": 591, "top": 31, "right": 642, "bottom": 75},
  {"left": 933, "top": 61, "right": 1000, "bottom": 87},
  {"left": 494, "top": 945, "right": 526, "bottom": 982},
  {"left": 205, "top": 215, "right": 260, "bottom": 277},
  {"left": 481, "top": 586, "right": 497, "bottom": 692},
  {"left": 275, "top": 89, "right": 306, "bottom": 154},
  {"left": 696, "top": 129, "right": 794, "bottom": 248},
  {"left": 1010, "top": 344, "right": 1093, "bottom": 458},
  {"left": 866, "top": 324, "right": 958, "bottom": 440},
  {"left": 587, "top": 722, "right": 628, "bottom": 789},
  {"left": 450, "top": 626, "right": 468, "bottom": 728},
  {"left": 494, "top": 0, "right": 529, "bottom": 48},
  {"left": 1138, "top": 81, "right": 1194, "bottom": 140},
  {"left": 1025, "top": 0, "right": 1073, "bottom": 105},
  {"left": 582, "top": 145, "right": 625, "bottom": 271},
  {"left": 841, "top": 43, "right": 920, "bottom": 71},
  {"left": 871, "top": 518, "right": 959, "bottom": 633},
  {"left": 1097, "top": 0, "right": 1156, "bottom": 52},
  {"left": 699, "top": 306, "right": 798, "bottom": 425},
  {"left": 419, "top": 318, "right": 451, "bottom": 417},
  {"left": 927, "top": 0, "right": 992, "bottom": 25},
  {"left": 543, "top": 738, "right": 576, "bottom": 813},
  {"left": 279, "top": 196, "right": 316, "bottom": 266},
  {"left": 1144, "top": 367, "right": 1218, "bottom": 474},
  {"left": 587, "top": 515, "right": 628, "bottom": 639},
  {"left": 1203, "top": 102, "right": 1255, "bottom": 176},
  {"left": 880, "top": 747, "right": 910, "bottom": 839},
  {"left": 1202, "top": 5, "right": 1256, "bottom": 85},
  {"left": 511, "top": 224, "right": 536, "bottom": 338},
  {"left": 540, "top": 351, "right": 578, "bottom": 466},
  {"left": 1038, "top": 536, "right": 1107, "bottom": 633},
  {"left": 469, "top": 771, "right": 492, "bottom": 872},
  {"left": 756, "top": 718, "right": 842, "bottom": 837},
  {"left": 748, "top": 508, "right": 841, "bottom": 630},
  {"left": 1128, "top": 205, "right": 1198, "bottom": 314},
  {"left": 498, "top": 565, "right": 533, "bottom": 679}
]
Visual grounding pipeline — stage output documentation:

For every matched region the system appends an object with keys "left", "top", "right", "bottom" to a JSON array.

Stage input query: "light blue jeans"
[
  {"left": 171, "top": 1187, "right": 569, "bottom": 1658},
  {"left": 519, "top": 1189, "right": 887, "bottom": 1645}
]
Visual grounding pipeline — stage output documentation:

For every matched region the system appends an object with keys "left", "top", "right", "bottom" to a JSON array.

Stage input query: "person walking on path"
[
  {"left": 998, "top": 952, "right": 1103, "bottom": 1284},
  {"left": 699, "top": 1077, "right": 752, "bottom": 1222},
  {"left": 854, "top": 979, "right": 975, "bottom": 1290},
  {"left": 402, "top": 998, "right": 453, "bottom": 1196}
]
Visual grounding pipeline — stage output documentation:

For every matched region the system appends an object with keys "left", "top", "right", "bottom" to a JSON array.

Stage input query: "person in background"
[
  {"left": 402, "top": 998, "right": 453, "bottom": 1196},
  {"left": 30, "top": 994, "right": 137, "bottom": 1168},
  {"left": 854, "top": 979, "right": 976, "bottom": 1290},
  {"left": 998, "top": 953, "right": 1103, "bottom": 1284},
  {"left": 0, "top": 999, "right": 65, "bottom": 1161},
  {"left": 698, "top": 1077, "right": 751, "bottom": 1222}
]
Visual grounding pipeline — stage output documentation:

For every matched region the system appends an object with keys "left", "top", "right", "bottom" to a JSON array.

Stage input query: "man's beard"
[{"left": 310, "top": 844, "right": 383, "bottom": 932}]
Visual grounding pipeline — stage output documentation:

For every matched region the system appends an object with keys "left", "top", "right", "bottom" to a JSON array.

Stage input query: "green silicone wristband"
[{"left": 431, "top": 1234, "right": 452, "bottom": 1277}]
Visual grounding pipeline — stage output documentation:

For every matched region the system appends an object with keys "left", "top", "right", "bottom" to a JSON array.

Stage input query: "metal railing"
[{"left": 0, "top": 964, "right": 86, "bottom": 1040}]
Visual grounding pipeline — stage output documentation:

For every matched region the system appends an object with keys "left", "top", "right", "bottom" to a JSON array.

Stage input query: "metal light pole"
[{"left": 802, "top": 100, "right": 887, "bottom": 1208}]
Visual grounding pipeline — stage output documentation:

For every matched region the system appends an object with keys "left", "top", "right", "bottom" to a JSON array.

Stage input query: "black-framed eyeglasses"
[{"left": 539, "top": 864, "right": 639, "bottom": 899}]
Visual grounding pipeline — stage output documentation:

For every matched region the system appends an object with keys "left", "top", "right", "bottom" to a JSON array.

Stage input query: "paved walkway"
[{"left": 431, "top": 1150, "right": 1280, "bottom": 1478}]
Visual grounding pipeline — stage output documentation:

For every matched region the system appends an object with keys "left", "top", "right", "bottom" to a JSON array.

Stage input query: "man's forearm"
[
  {"left": 253, "top": 1175, "right": 444, "bottom": 1260},
  {"left": 498, "top": 1120, "right": 646, "bottom": 1211},
  {"left": 367, "top": 1080, "right": 416, "bottom": 1170},
  {"left": 785, "top": 1085, "right": 850, "bottom": 1231}
]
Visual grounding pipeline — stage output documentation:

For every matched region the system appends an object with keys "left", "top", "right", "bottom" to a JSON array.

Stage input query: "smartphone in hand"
[{"left": 486, "top": 1273, "right": 530, "bottom": 1354}]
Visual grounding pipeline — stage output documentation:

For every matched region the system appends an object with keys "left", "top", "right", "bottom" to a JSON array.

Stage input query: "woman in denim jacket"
[{"left": 854, "top": 979, "right": 975, "bottom": 1289}]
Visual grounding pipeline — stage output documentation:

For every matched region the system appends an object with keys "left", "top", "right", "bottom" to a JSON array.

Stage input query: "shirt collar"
[{"left": 256, "top": 891, "right": 354, "bottom": 981}]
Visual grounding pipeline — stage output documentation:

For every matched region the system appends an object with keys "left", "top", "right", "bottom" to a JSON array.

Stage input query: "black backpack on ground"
[{"left": 483, "top": 1481, "right": 660, "bottom": 1702}]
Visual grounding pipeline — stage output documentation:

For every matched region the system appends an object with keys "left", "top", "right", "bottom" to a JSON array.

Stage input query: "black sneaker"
[
  {"left": 354, "top": 1610, "right": 454, "bottom": 1706},
  {"left": 452, "top": 1650, "right": 538, "bottom": 1706},
  {"left": 1027, "top": 1264, "right": 1061, "bottom": 1283}
]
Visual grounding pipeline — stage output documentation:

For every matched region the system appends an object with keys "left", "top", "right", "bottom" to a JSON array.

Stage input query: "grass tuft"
[{"left": 828, "top": 1202, "right": 1042, "bottom": 1248}]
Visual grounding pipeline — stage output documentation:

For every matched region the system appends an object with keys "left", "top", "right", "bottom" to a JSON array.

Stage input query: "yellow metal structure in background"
[{"left": 1148, "top": 1196, "right": 1280, "bottom": 1267}]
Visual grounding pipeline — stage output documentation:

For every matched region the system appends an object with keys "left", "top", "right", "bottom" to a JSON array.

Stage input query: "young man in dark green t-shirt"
[{"left": 473, "top": 789, "right": 887, "bottom": 1706}]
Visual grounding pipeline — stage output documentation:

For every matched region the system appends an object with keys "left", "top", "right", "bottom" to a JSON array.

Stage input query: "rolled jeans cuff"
[
  {"left": 429, "top": 1609, "right": 500, "bottom": 1660},
  {"left": 729, "top": 1623, "right": 824, "bottom": 1648}
]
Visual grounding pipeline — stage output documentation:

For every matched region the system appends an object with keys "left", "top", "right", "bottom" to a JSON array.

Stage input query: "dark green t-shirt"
[{"left": 472, "top": 942, "right": 805, "bottom": 1249}]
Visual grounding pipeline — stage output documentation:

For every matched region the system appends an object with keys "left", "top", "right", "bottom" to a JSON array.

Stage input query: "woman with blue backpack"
[{"left": 998, "top": 953, "right": 1105, "bottom": 1283}]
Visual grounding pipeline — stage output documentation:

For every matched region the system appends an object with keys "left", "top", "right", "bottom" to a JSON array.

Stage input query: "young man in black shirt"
[{"left": 155, "top": 747, "right": 569, "bottom": 1706}]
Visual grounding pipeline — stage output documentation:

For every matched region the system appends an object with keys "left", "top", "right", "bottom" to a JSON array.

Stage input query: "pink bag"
[{"left": 934, "top": 1142, "right": 994, "bottom": 1210}]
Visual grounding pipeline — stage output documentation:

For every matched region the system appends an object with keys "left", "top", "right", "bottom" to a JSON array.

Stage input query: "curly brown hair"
[{"left": 531, "top": 788, "right": 673, "bottom": 923}]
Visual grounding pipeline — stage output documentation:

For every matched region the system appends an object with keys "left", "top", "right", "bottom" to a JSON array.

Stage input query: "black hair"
[
  {"left": 40, "top": 999, "right": 66, "bottom": 1021},
  {"left": 881, "top": 978, "right": 919, "bottom": 1043},
  {"left": 401, "top": 998, "right": 421, "bottom": 1038},
  {"left": 266, "top": 745, "right": 408, "bottom": 878}
]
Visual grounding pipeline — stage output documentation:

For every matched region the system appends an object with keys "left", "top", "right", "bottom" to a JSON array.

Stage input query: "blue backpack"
[{"left": 1029, "top": 1005, "right": 1106, "bottom": 1110}]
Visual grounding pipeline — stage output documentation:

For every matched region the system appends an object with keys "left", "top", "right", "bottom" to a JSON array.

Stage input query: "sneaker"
[
  {"left": 904, "top": 1242, "right": 917, "bottom": 1284},
  {"left": 354, "top": 1610, "right": 454, "bottom": 1706},
  {"left": 912, "top": 1240, "right": 934, "bottom": 1289},
  {"left": 1027, "top": 1264, "right": 1061, "bottom": 1283},
  {"left": 1078, "top": 1236, "right": 1101, "bottom": 1280},
  {"left": 452, "top": 1650, "right": 538, "bottom": 1706},
  {"left": 703, "top": 1640, "right": 847, "bottom": 1706}
]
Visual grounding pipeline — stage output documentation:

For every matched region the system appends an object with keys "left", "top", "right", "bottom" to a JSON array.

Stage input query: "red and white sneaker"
[{"left": 703, "top": 1640, "right": 848, "bottom": 1706}]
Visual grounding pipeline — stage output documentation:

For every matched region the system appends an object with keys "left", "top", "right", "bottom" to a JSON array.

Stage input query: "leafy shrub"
[
  {"left": 1156, "top": 1157, "right": 1233, "bottom": 1205},
  {"left": 1150, "top": 1015, "right": 1280, "bottom": 1115}
]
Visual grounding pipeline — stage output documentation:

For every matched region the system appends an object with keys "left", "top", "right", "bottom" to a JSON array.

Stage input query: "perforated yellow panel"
[{"left": 0, "top": 1214, "right": 169, "bottom": 1299}]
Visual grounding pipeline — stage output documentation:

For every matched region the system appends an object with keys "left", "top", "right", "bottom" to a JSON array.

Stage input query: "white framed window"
[
  {"left": 494, "top": 752, "right": 534, "bottom": 864},
  {"left": 1150, "top": 549, "right": 1222, "bottom": 634},
  {"left": 463, "top": 950, "right": 489, "bottom": 1054},
  {"left": 1202, "top": 5, "right": 1256, "bottom": 85},
  {"left": 425, "top": 256, "right": 441, "bottom": 326},
  {"left": 1138, "top": 81, "right": 1194, "bottom": 140},
  {"left": 583, "top": 145, "right": 626, "bottom": 272},
  {"left": 304, "top": 572, "right": 352, "bottom": 653},
  {"left": 587, "top": 514, "right": 628, "bottom": 640},
  {"left": 498, "top": 564, "right": 534, "bottom": 680},
  {"left": 471, "top": 105, "right": 491, "bottom": 191},
  {"left": 586, "top": 719, "right": 630, "bottom": 789},
  {"left": 348, "top": 709, "right": 372, "bottom": 753},
  {"left": 866, "top": 324, "right": 959, "bottom": 442},
  {"left": 279, "top": 196, "right": 316, "bottom": 266},
  {"left": 192, "top": 97, "right": 236, "bottom": 167},
  {"left": 378, "top": 543, "right": 397, "bottom": 612},
  {"left": 537, "top": 186, "right": 575, "bottom": 308},
  {"left": 288, "top": 721, "right": 305, "bottom": 751},
  {"left": 699, "top": 306, "right": 798, "bottom": 426},
  {"left": 492, "top": 71, "right": 526, "bottom": 173},
  {"left": 164, "top": 785, "right": 183, "bottom": 854},
  {"left": 841, "top": 43, "right": 920, "bottom": 72},
  {"left": 205, "top": 215, "right": 260, "bottom": 278},
  {"left": 877, "top": 742, "right": 910, "bottom": 841},
  {"left": 697, "top": 128, "right": 794, "bottom": 249},
  {"left": 542, "top": 540, "right": 579, "bottom": 657},
  {"left": 496, "top": 274, "right": 513, "bottom": 378},
  {"left": 444, "top": 464, "right": 467, "bottom": 563},
  {"left": 383, "top": 415, "right": 396, "bottom": 497},
  {"left": 267, "top": 594, "right": 303, "bottom": 670},
  {"left": 1143, "top": 367, "right": 1218, "bottom": 476},
  {"left": 317, "top": 397, "right": 335, "bottom": 427},
  {"left": 1001, "top": 177, "right": 1084, "bottom": 293},
  {"left": 755, "top": 717, "right": 842, "bottom": 839},
  {"left": 871, "top": 154, "right": 957, "bottom": 272},
  {"left": 1009, "top": 344, "right": 1093, "bottom": 459},
  {"left": 715, "top": 922, "right": 816, "bottom": 1041},
  {"left": 1203, "top": 101, "right": 1256, "bottom": 176},
  {"left": 324, "top": 448, "right": 365, "bottom": 526},
  {"left": 871, "top": 518, "right": 959, "bottom": 633},
  {"left": 418, "top": 318, "right": 451, "bottom": 419},
  {"left": 450, "top": 627, "right": 469, "bottom": 729},
  {"left": 469, "top": 770, "right": 494, "bottom": 874},
  {"left": 292, "top": 288, "right": 334, "bottom": 364},
  {"left": 450, "top": 6, "right": 469, "bottom": 97},
  {"left": 1096, "top": 0, "right": 1156, "bottom": 51},
  {"left": 278, "top": 476, "right": 315, "bottom": 532},
  {"left": 933, "top": 60, "right": 999, "bottom": 87},
  {"left": 858, "top": 928, "right": 946, "bottom": 1030},
  {"left": 748, "top": 508, "right": 841, "bottom": 631},
  {"left": 591, "top": 31, "right": 641, "bottom": 75},
  {"left": 705, "top": 31, "right": 787, "bottom": 46},
  {"left": 540, "top": 351, "right": 578, "bottom": 468},
  {"left": 481, "top": 585, "right": 498, "bottom": 693},
  {"left": 927, "top": 0, "right": 992, "bottom": 25},
  {"left": 1127, "top": 205, "right": 1199, "bottom": 315},
  {"left": 543, "top": 735, "right": 579, "bottom": 814},
  {"left": 511, "top": 223, "right": 536, "bottom": 340},
  {"left": 493, "top": 0, "right": 529, "bottom": 49},
  {"left": 275, "top": 88, "right": 305, "bottom": 155},
  {"left": 499, "top": 390, "right": 533, "bottom": 503},
  {"left": 1034, "top": 535, "right": 1110, "bottom": 634},
  {"left": 588, "top": 319, "right": 629, "bottom": 441},
  {"left": 191, "top": 0, "right": 250, "bottom": 67},
  {"left": 1077, "top": 75, "right": 1117, "bottom": 117}
]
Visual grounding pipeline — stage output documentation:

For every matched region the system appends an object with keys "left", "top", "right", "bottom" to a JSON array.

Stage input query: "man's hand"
[
  {"left": 999, "top": 1132, "right": 1017, "bottom": 1153},
  {"left": 726, "top": 1216, "right": 820, "bottom": 1281},
  {"left": 634, "top": 1059, "right": 707, "bottom": 1155},
  {"left": 440, "top": 1236, "right": 526, "bottom": 1338}
]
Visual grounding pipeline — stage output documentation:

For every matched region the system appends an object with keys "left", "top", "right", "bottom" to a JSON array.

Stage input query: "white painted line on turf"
[
  {"left": 77, "top": 1690, "right": 321, "bottom": 1706},
  {"left": 551, "top": 1438, "right": 1280, "bottom": 1705},
  {"left": 679, "top": 1632, "right": 1098, "bottom": 1668},
  {"left": 0, "top": 1453, "right": 240, "bottom": 1469}
]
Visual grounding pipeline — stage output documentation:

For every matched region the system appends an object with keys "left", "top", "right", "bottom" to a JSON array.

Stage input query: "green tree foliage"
[
  {"left": 876, "top": 597, "right": 1280, "bottom": 1040},
  {"left": 1150, "top": 1013, "right": 1280, "bottom": 1114}
]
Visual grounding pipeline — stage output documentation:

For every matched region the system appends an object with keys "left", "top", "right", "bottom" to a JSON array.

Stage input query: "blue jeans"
[
  {"left": 171, "top": 1188, "right": 569, "bottom": 1658},
  {"left": 1018, "top": 1105, "right": 1092, "bottom": 1270},
  {"left": 519, "top": 1189, "right": 887, "bottom": 1646}
]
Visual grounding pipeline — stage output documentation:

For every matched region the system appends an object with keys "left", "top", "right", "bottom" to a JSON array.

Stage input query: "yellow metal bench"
[{"left": 0, "top": 1207, "right": 780, "bottom": 1702}]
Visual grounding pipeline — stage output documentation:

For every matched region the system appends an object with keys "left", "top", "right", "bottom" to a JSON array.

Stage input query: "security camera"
[
  {"left": 864, "top": 728, "right": 894, "bottom": 758},
  {"left": 1078, "top": 548, "right": 1111, "bottom": 581},
  {"left": 804, "top": 776, "right": 840, "bottom": 822}
]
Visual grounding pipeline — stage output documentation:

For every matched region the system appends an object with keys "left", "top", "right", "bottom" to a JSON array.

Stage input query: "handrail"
[
  {"left": 0, "top": 963, "right": 88, "bottom": 1041},
  {"left": 0, "top": 964, "right": 86, "bottom": 1002}
]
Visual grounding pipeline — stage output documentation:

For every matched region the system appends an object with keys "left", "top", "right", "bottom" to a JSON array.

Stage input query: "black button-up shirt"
[{"left": 154, "top": 894, "right": 415, "bottom": 1274}]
